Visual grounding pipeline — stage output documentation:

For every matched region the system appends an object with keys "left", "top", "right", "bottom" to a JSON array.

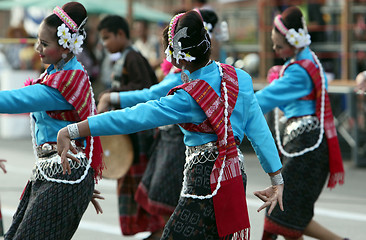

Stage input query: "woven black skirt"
[
  {"left": 4, "top": 167, "right": 94, "bottom": 240},
  {"left": 161, "top": 148, "right": 247, "bottom": 240},
  {"left": 136, "top": 125, "right": 186, "bottom": 216},
  {"left": 264, "top": 127, "right": 329, "bottom": 238}
]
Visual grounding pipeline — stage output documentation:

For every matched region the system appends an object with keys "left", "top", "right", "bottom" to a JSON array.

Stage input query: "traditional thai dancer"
[
  {"left": 1, "top": 2, "right": 103, "bottom": 239},
  {"left": 57, "top": 9, "right": 284, "bottom": 240},
  {"left": 255, "top": 6, "right": 347, "bottom": 240}
]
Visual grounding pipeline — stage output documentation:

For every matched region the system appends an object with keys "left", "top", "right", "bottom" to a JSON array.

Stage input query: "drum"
[{"left": 100, "top": 135, "right": 133, "bottom": 179}]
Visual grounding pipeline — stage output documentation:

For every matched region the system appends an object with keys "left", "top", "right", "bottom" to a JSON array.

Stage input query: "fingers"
[
  {"left": 91, "top": 198, "right": 103, "bottom": 214},
  {"left": 257, "top": 201, "right": 269, "bottom": 212},
  {"left": 267, "top": 199, "right": 277, "bottom": 215},
  {"left": 0, "top": 159, "right": 7, "bottom": 174},
  {"left": 254, "top": 191, "right": 268, "bottom": 202},
  {"left": 66, "top": 153, "right": 80, "bottom": 163},
  {"left": 69, "top": 144, "right": 77, "bottom": 155},
  {"left": 93, "top": 189, "right": 105, "bottom": 200},
  {"left": 277, "top": 184, "right": 284, "bottom": 211},
  {"left": 278, "top": 197, "right": 284, "bottom": 212},
  {"left": 93, "top": 194, "right": 105, "bottom": 200},
  {"left": 91, "top": 189, "right": 104, "bottom": 214},
  {"left": 61, "top": 156, "right": 71, "bottom": 175},
  {"left": 60, "top": 149, "right": 69, "bottom": 174},
  {"left": 60, "top": 153, "right": 79, "bottom": 175},
  {"left": 94, "top": 189, "right": 101, "bottom": 194}
]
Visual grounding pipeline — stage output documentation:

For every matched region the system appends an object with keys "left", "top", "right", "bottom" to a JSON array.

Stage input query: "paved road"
[{"left": 0, "top": 137, "right": 365, "bottom": 240}]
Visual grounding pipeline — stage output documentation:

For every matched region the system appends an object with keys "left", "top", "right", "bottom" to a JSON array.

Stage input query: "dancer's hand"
[
  {"left": 97, "top": 93, "right": 111, "bottom": 113},
  {"left": 253, "top": 184, "right": 284, "bottom": 215},
  {"left": 57, "top": 127, "right": 79, "bottom": 175},
  {"left": 0, "top": 159, "right": 7, "bottom": 174},
  {"left": 91, "top": 189, "right": 104, "bottom": 214}
]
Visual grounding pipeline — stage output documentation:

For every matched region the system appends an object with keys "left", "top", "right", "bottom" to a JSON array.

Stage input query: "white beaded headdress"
[
  {"left": 165, "top": 11, "right": 211, "bottom": 64},
  {"left": 53, "top": 6, "right": 87, "bottom": 55}
]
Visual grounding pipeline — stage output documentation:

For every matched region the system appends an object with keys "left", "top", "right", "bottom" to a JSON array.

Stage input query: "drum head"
[{"left": 100, "top": 135, "right": 133, "bottom": 179}]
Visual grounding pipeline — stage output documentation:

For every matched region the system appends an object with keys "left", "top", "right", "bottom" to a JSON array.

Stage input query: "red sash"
[
  {"left": 33, "top": 70, "right": 104, "bottom": 180},
  {"left": 284, "top": 60, "right": 345, "bottom": 188},
  {"left": 168, "top": 64, "right": 250, "bottom": 239}
]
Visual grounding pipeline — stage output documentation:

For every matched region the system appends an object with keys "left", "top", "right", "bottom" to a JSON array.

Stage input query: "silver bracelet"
[
  {"left": 270, "top": 173, "right": 284, "bottom": 186},
  {"left": 110, "top": 92, "right": 119, "bottom": 105},
  {"left": 67, "top": 123, "right": 80, "bottom": 139}
]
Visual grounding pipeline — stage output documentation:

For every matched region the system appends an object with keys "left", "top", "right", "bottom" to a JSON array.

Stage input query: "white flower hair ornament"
[
  {"left": 57, "top": 24, "right": 71, "bottom": 48},
  {"left": 53, "top": 6, "right": 87, "bottom": 55},
  {"left": 203, "top": 21, "right": 213, "bottom": 38},
  {"left": 274, "top": 15, "right": 311, "bottom": 49},
  {"left": 69, "top": 33, "right": 84, "bottom": 55}
]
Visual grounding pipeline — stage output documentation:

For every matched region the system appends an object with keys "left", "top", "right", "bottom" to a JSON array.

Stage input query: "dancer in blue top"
[
  {"left": 1, "top": 2, "right": 103, "bottom": 239},
  {"left": 255, "top": 6, "right": 346, "bottom": 240},
  {"left": 57, "top": 9, "right": 284, "bottom": 240},
  {"left": 97, "top": 9, "right": 220, "bottom": 239}
]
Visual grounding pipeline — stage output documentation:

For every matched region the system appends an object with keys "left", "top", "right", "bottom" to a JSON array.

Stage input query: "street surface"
[{"left": 0, "top": 138, "right": 365, "bottom": 239}]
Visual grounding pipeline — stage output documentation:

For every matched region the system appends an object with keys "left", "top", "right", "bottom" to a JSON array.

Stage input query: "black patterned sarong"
[
  {"left": 4, "top": 168, "right": 94, "bottom": 240},
  {"left": 264, "top": 127, "right": 329, "bottom": 239},
  {"left": 161, "top": 148, "right": 247, "bottom": 240},
  {"left": 135, "top": 125, "right": 186, "bottom": 216}
]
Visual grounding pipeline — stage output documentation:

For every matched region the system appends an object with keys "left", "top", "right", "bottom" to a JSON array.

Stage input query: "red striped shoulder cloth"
[
  {"left": 168, "top": 63, "right": 250, "bottom": 239},
  {"left": 33, "top": 69, "right": 104, "bottom": 180}
]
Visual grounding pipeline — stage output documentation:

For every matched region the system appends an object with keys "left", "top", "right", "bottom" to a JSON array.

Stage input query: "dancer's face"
[
  {"left": 271, "top": 28, "right": 296, "bottom": 60},
  {"left": 35, "top": 21, "right": 68, "bottom": 65}
]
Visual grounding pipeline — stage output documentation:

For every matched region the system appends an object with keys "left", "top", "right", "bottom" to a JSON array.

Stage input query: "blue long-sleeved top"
[
  {"left": 119, "top": 71, "right": 182, "bottom": 108},
  {"left": 0, "top": 57, "right": 83, "bottom": 145},
  {"left": 255, "top": 47, "right": 328, "bottom": 118},
  {"left": 89, "top": 62, "right": 282, "bottom": 173}
]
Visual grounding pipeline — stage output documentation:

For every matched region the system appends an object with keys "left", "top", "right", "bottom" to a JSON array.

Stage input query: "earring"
[
  {"left": 181, "top": 66, "right": 190, "bottom": 83},
  {"left": 62, "top": 53, "right": 67, "bottom": 59}
]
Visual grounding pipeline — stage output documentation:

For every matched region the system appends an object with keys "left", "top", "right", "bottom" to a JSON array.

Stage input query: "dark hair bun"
[
  {"left": 62, "top": 2, "right": 87, "bottom": 29},
  {"left": 200, "top": 9, "right": 218, "bottom": 33},
  {"left": 280, "top": 6, "right": 303, "bottom": 31}
]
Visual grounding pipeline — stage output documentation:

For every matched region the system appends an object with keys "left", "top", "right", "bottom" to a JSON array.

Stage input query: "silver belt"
[
  {"left": 283, "top": 115, "right": 320, "bottom": 145},
  {"left": 185, "top": 141, "right": 245, "bottom": 172},
  {"left": 36, "top": 141, "right": 84, "bottom": 158},
  {"left": 32, "top": 141, "right": 88, "bottom": 181},
  {"left": 186, "top": 141, "right": 218, "bottom": 155}
]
